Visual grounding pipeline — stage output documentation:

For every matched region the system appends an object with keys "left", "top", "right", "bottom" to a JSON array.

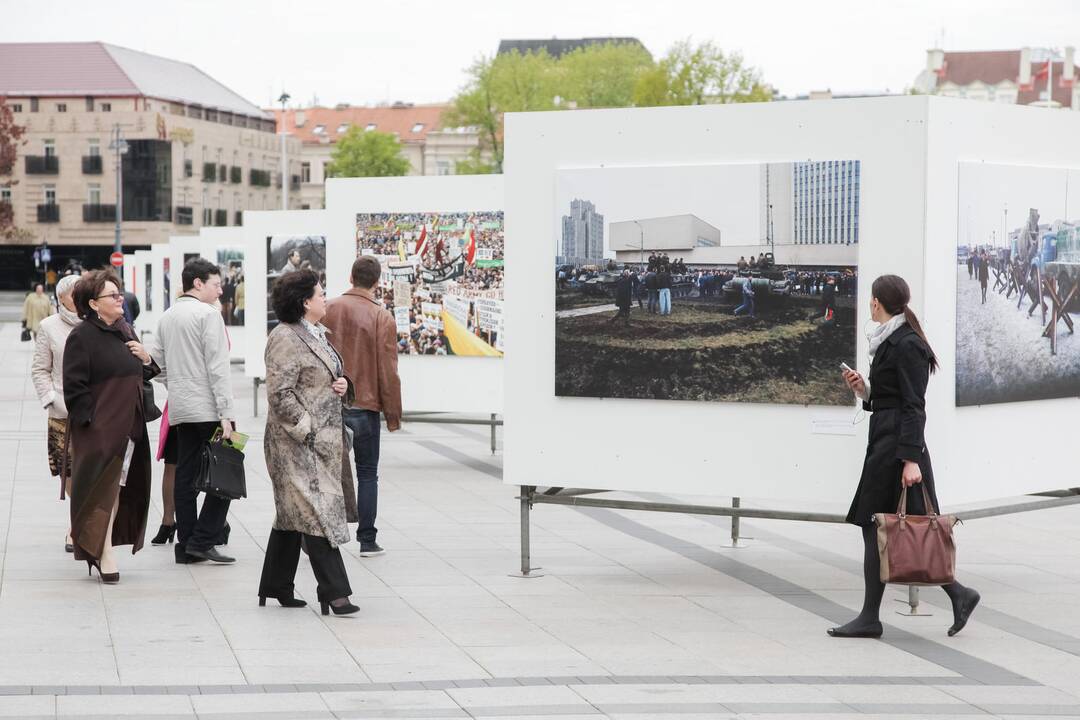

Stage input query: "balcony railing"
[
  {"left": 82, "top": 155, "right": 103, "bottom": 174},
  {"left": 82, "top": 203, "right": 116, "bottom": 222},
  {"left": 26, "top": 156, "right": 59, "bottom": 175},
  {"left": 37, "top": 203, "right": 60, "bottom": 222}
]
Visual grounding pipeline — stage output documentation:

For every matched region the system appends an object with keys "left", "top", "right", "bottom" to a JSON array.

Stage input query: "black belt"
[{"left": 868, "top": 398, "right": 900, "bottom": 412}]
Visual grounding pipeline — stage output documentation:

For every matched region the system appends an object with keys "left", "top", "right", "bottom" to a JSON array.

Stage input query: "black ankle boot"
[
  {"left": 151, "top": 524, "right": 176, "bottom": 545},
  {"left": 259, "top": 594, "right": 307, "bottom": 608},
  {"left": 320, "top": 599, "right": 359, "bottom": 616},
  {"left": 948, "top": 588, "right": 980, "bottom": 637}
]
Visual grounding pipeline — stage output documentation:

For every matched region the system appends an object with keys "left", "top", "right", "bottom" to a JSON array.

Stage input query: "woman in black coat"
[{"left": 832, "top": 275, "right": 980, "bottom": 639}]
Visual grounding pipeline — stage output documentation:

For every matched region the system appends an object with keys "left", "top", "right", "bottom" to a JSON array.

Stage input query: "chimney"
[
  {"left": 1065, "top": 46, "right": 1076, "bottom": 86},
  {"left": 1019, "top": 47, "right": 1032, "bottom": 86},
  {"left": 926, "top": 48, "right": 945, "bottom": 74}
]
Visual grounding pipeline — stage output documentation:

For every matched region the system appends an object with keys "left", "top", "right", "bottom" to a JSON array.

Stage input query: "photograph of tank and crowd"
[
  {"left": 555, "top": 162, "right": 860, "bottom": 406},
  {"left": 356, "top": 211, "right": 504, "bottom": 356},
  {"left": 956, "top": 162, "right": 1080, "bottom": 406},
  {"left": 266, "top": 235, "right": 327, "bottom": 333}
]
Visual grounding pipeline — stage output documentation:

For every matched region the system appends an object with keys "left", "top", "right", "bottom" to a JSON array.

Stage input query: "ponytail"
[
  {"left": 872, "top": 274, "right": 939, "bottom": 375},
  {"left": 902, "top": 306, "right": 938, "bottom": 374}
]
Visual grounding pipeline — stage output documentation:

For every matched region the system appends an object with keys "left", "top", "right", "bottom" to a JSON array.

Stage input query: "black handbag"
[
  {"left": 142, "top": 380, "right": 162, "bottom": 422},
  {"left": 195, "top": 439, "right": 247, "bottom": 500},
  {"left": 20, "top": 327, "right": 31, "bottom": 342}
]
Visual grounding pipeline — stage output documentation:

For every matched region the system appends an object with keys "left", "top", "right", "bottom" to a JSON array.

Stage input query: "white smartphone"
[{"left": 840, "top": 362, "right": 855, "bottom": 374}]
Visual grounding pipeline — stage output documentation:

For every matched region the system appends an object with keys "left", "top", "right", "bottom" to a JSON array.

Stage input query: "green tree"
[
  {"left": 325, "top": 127, "right": 411, "bottom": 178},
  {"left": 0, "top": 97, "right": 27, "bottom": 240},
  {"left": 633, "top": 39, "right": 772, "bottom": 106},
  {"left": 559, "top": 42, "right": 655, "bottom": 109}
]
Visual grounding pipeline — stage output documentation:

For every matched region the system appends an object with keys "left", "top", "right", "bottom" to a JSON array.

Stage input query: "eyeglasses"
[{"left": 95, "top": 293, "right": 123, "bottom": 302}]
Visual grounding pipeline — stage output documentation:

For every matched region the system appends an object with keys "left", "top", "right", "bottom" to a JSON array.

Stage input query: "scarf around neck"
[
  {"left": 58, "top": 305, "right": 80, "bottom": 327},
  {"left": 867, "top": 313, "right": 907, "bottom": 364}
]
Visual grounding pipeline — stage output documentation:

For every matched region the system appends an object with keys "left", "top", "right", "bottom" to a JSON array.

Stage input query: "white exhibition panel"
[
  {"left": 199, "top": 227, "right": 247, "bottom": 360},
  {"left": 324, "top": 175, "right": 504, "bottom": 415},
  {"left": 922, "top": 99, "right": 1080, "bottom": 503},
  {"left": 167, "top": 235, "right": 204, "bottom": 296},
  {"left": 240, "top": 209, "right": 330, "bottom": 378},
  {"left": 131, "top": 249, "right": 155, "bottom": 334},
  {"left": 505, "top": 97, "right": 935, "bottom": 505}
]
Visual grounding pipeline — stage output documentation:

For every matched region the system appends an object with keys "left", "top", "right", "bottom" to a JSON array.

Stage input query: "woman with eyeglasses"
[{"left": 63, "top": 270, "right": 159, "bottom": 583}]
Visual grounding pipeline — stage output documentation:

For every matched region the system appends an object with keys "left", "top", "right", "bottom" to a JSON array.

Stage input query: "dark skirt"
[{"left": 846, "top": 407, "right": 941, "bottom": 526}]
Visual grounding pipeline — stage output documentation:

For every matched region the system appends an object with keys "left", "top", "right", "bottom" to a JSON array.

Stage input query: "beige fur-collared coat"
[{"left": 263, "top": 323, "right": 357, "bottom": 546}]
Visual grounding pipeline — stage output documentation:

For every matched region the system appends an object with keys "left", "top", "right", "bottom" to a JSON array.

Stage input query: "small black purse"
[
  {"left": 195, "top": 439, "right": 247, "bottom": 500},
  {"left": 142, "top": 380, "right": 162, "bottom": 422}
]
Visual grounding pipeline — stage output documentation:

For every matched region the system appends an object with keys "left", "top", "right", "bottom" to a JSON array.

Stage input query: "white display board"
[
  {"left": 503, "top": 95, "right": 1027, "bottom": 507},
  {"left": 167, "top": 235, "right": 205, "bottom": 297},
  {"left": 240, "top": 209, "right": 330, "bottom": 378},
  {"left": 922, "top": 98, "right": 1080, "bottom": 503},
  {"left": 132, "top": 249, "right": 155, "bottom": 333},
  {"left": 325, "top": 176, "right": 504, "bottom": 414}
]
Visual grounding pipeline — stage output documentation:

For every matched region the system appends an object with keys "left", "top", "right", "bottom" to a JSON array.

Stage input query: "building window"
[
  {"left": 30, "top": 97, "right": 39, "bottom": 112},
  {"left": 10, "top": 103, "right": 21, "bottom": 113},
  {"left": 101, "top": 102, "right": 111, "bottom": 112},
  {"left": 57, "top": 103, "right": 67, "bottom": 113},
  {"left": 43, "top": 140, "right": 56, "bottom": 158},
  {"left": 86, "top": 97, "right": 94, "bottom": 112},
  {"left": 88, "top": 139, "right": 100, "bottom": 157},
  {"left": 88, "top": 184, "right": 101, "bottom": 205},
  {"left": 411, "top": 123, "right": 424, "bottom": 133},
  {"left": 337, "top": 123, "right": 349, "bottom": 134},
  {"left": 301, "top": 162, "right": 311, "bottom": 183},
  {"left": 1, "top": 187, "right": 10, "bottom": 204},
  {"left": 44, "top": 185, "right": 56, "bottom": 205},
  {"left": 436, "top": 161, "right": 450, "bottom": 176},
  {"left": 365, "top": 123, "right": 376, "bottom": 131},
  {"left": 313, "top": 125, "right": 326, "bottom": 135}
]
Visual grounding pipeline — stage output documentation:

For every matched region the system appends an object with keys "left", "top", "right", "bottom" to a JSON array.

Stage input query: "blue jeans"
[
  {"left": 343, "top": 408, "right": 380, "bottom": 544},
  {"left": 735, "top": 297, "right": 755, "bottom": 316},
  {"left": 647, "top": 290, "right": 659, "bottom": 313},
  {"left": 658, "top": 288, "right": 672, "bottom": 315}
]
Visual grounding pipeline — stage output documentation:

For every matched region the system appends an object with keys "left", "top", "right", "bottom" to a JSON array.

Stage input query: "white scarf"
[
  {"left": 58, "top": 304, "right": 80, "bottom": 327},
  {"left": 867, "top": 313, "right": 907, "bottom": 364}
]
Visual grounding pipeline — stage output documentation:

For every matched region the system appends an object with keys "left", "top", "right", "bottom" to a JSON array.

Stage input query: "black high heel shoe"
[
  {"left": 259, "top": 594, "right": 307, "bottom": 608},
  {"left": 151, "top": 524, "right": 176, "bottom": 545},
  {"left": 948, "top": 588, "right": 981, "bottom": 637},
  {"left": 320, "top": 599, "right": 359, "bottom": 616},
  {"left": 86, "top": 559, "right": 119, "bottom": 585}
]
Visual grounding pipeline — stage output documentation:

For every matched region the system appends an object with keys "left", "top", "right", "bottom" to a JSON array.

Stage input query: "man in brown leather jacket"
[{"left": 323, "top": 256, "right": 402, "bottom": 556}]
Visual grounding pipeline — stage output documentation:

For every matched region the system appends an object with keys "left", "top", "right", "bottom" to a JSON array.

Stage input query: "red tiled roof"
[
  {"left": 272, "top": 105, "right": 448, "bottom": 145},
  {"left": 940, "top": 50, "right": 1077, "bottom": 106}
]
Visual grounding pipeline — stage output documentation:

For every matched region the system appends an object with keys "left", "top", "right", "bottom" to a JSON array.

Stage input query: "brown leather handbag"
[{"left": 874, "top": 484, "right": 958, "bottom": 585}]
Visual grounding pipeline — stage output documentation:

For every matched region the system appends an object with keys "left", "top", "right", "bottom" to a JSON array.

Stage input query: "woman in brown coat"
[
  {"left": 258, "top": 269, "right": 359, "bottom": 615},
  {"left": 63, "top": 270, "right": 157, "bottom": 583}
]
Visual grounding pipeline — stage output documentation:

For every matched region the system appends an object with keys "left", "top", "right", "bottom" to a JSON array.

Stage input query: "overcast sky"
[{"left": 3, "top": 0, "right": 1078, "bottom": 108}]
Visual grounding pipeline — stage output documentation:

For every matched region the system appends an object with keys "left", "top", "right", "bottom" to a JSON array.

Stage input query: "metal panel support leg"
[
  {"left": 511, "top": 485, "right": 543, "bottom": 578},
  {"left": 253, "top": 378, "right": 260, "bottom": 417},
  {"left": 896, "top": 585, "right": 932, "bottom": 616},
  {"left": 720, "top": 496, "right": 753, "bottom": 547},
  {"left": 491, "top": 413, "right": 497, "bottom": 455}
]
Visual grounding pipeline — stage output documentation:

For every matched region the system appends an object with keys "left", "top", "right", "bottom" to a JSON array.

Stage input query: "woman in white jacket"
[{"left": 30, "top": 275, "right": 82, "bottom": 552}]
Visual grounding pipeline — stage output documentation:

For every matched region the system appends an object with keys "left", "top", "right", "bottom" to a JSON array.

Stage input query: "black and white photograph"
[
  {"left": 956, "top": 162, "right": 1080, "bottom": 406},
  {"left": 555, "top": 162, "right": 860, "bottom": 405},
  {"left": 266, "top": 234, "right": 326, "bottom": 333}
]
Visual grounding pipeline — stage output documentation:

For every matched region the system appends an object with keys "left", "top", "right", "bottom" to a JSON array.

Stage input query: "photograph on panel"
[
  {"left": 266, "top": 234, "right": 327, "bottom": 333},
  {"left": 162, "top": 257, "right": 171, "bottom": 310},
  {"left": 956, "top": 162, "right": 1080, "bottom": 406},
  {"left": 355, "top": 211, "right": 504, "bottom": 356},
  {"left": 217, "top": 246, "right": 245, "bottom": 327},
  {"left": 555, "top": 162, "right": 859, "bottom": 406}
]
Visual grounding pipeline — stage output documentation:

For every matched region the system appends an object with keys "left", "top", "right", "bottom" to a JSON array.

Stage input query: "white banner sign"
[
  {"left": 443, "top": 294, "right": 470, "bottom": 328},
  {"left": 474, "top": 297, "right": 502, "bottom": 332},
  {"left": 394, "top": 306, "right": 410, "bottom": 334}
]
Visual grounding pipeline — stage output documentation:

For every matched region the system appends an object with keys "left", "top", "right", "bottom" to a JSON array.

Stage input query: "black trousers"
[
  {"left": 259, "top": 528, "right": 352, "bottom": 602},
  {"left": 174, "top": 421, "right": 231, "bottom": 553}
]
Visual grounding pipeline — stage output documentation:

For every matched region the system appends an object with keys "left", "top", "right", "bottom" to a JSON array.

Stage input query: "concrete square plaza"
[{"left": 3, "top": 319, "right": 1080, "bottom": 719}]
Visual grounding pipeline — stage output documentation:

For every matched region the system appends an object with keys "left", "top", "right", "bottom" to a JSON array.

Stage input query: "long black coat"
[
  {"left": 63, "top": 316, "right": 158, "bottom": 560},
  {"left": 845, "top": 324, "right": 940, "bottom": 525}
]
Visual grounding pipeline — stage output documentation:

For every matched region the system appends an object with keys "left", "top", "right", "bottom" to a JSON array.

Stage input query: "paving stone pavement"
[{"left": 2, "top": 320, "right": 1080, "bottom": 719}]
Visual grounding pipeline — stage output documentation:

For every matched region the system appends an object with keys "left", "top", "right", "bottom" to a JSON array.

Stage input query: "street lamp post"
[
  {"left": 278, "top": 92, "right": 290, "bottom": 211},
  {"left": 108, "top": 124, "right": 129, "bottom": 260},
  {"left": 633, "top": 220, "right": 644, "bottom": 268}
]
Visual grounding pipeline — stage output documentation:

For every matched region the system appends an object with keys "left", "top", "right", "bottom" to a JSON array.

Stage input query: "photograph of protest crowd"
[
  {"left": 217, "top": 247, "right": 245, "bottom": 327},
  {"left": 956, "top": 162, "right": 1080, "bottom": 406},
  {"left": 555, "top": 162, "right": 860, "bottom": 405},
  {"left": 266, "top": 235, "right": 327, "bottom": 333},
  {"left": 356, "top": 211, "right": 504, "bottom": 356}
]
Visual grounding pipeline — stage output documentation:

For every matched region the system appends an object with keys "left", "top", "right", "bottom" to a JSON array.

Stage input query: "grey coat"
[{"left": 264, "top": 323, "right": 357, "bottom": 546}]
